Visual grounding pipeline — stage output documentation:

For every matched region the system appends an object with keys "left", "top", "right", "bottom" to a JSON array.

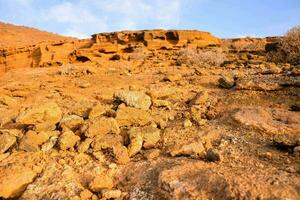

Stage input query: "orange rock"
[
  {"left": 89, "top": 174, "right": 114, "bottom": 192},
  {"left": 0, "top": 168, "right": 37, "bottom": 199}
]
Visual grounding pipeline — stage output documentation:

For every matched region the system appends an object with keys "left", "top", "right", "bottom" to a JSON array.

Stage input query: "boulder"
[
  {"left": 233, "top": 107, "right": 300, "bottom": 135},
  {"left": 89, "top": 174, "right": 114, "bottom": 192},
  {"left": 190, "top": 105, "right": 208, "bottom": 126},
  {"left": 113, "top": 144, "right": 130, "bottom": 164},
  {"left": 16, "top": 102, "right": 62, "bottom": 131},
  {"left": 59, "top": 115, "right": 84, "bottom": 132},
  {"left": 77, "top": 138, "right": 93, "bottom": 153},
  {"left": 163, "top": 74, "right": 182, "bottom": 82},
  {"left": 116, "top": 105, "right": 152, "bottom": 127},
  {"left": 207, "top": 148, "right": 223, "bottom": 162},
  {"left": 0, "top": 131, "right": 16, "bottom": 153},
  {"left": 152, "top": 99, "right": 171, "bottom": 110},
  {"left": 218, "top": 75, "right": 235, "bottom": 89},
  {"left": 0, "top": 153, "right": 10, "bottom": 162},
  {"left": 114, "top": 90, "right": 152, "bottom": 110},
  {"left": 169, "top": 142, "right": 206, "bottom": 158},
  {"left": 183, "top": 119, "right": 193, "bottom": 128},
  {"left": 19, "top": 130, "right": 59, "bottom": 152},
  {"left": 102, "top": 189, "right": 122, "bottom": 199},
  {"left": 92, "top": 134, "right": 123, "bottom": 151},
  {"left": 127, "top": 126, "right": 161, "bottom": 157},
  {"left": 0, "top": 168, "right": 37, "bottom": 199},
  {"left": 144, "top": 149, "right": 161, "bottom": 160},
  {"left": 88, "top": 104, "right": 107, "bottom": 119},
  {"left": 58, "top": 131, "right": 80, "bottom": 150},
  {"left": 189, "top": 91, "right": 208, "bottom": 106},
  {"left": 141, "top": 126, "right": 161, "bottom": 149},
  {"left": 128, "top": 131, "right": 143, "bottom": 157},
  {"left": 41, "top": 136, "right": 59, "bottom": 152},
  {"left": 84, "top": 117, "right": 120, "bottom": 138}
]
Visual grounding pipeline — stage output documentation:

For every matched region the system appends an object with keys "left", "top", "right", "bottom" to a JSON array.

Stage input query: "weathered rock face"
[
  {"left": 0, "top": 27, "right": 221, "bottom": 73},
  {"left": 92, "top": 30, "right": 221, "bottom": 52}
]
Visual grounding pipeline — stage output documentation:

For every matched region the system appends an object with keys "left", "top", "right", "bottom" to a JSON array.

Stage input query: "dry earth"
[{"left": 0, "top": 23, "right": 299, "bottom": 200}]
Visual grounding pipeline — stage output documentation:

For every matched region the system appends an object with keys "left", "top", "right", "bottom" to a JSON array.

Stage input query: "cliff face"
[
  {"left": 0, "top": 26, "right": 281, "bottom": 74},
  {"left": 0, "top": 29, "right": 221, "bottom": 73},
  {"left": 92, "top": 30, "right": 220, "bottom": 51}
]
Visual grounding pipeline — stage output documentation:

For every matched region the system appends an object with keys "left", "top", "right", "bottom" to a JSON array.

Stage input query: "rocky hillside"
[
  {"left": 0, "top": 24, "right": 299, "bottom": 199},
  {"left": 0, "top": 22, "right": 72, "bottom": 48}
]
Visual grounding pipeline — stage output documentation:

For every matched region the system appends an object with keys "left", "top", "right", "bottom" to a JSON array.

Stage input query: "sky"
[{"left": 0, "top": 0, "right": 299, "bottom": 39}]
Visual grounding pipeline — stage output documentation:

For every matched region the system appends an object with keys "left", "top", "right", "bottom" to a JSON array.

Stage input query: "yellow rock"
[
  {"left": 0, "top": 168, "right": 37, "bottom": 199},
  {"left": 89, "top": 174, "right": 114, "bottom": 192}
]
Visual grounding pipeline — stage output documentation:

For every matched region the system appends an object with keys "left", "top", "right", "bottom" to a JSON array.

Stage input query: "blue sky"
[{"left": 0, "top": 0, "right": 299, "bottom": 38}]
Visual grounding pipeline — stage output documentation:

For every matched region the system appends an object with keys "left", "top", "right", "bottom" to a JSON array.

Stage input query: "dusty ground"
[{"left": 0, "top": 24, "right": 299, "bottom": 200}]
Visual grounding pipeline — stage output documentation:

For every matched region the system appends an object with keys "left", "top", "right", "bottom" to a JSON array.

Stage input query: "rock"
[
  {"left": 0, "top": 131, "right": 16, "bottom": 153},
  {"left": 89, "top": 174, "right": 114, "bottom": 192},
  {"left": 128, "top": 131, "right": 143, "bottom": 157},
  {"left": 262, "top": 63, "right": 282, "bottom": 74},
  {"left": 183, "top": 119, "right": 193, "bottom": 128},
  {"left": 152, "top": 99, "right": 171, "bottom": 110},
  {"left": 273, "top": 134, "right": 300, "bottom": 148},
  {"left": 114, "top": 90, "right": 152, "bottom": 110},
  {"left": 58, "top": 131, "right": 80, "bottom": 150},
  {"left": 0, "top": 153, "right": 10, "bottom": 162},
  {"left": 290, "top": 101, "right": 300, "bottom": 112},
  {"left": 88, "top": 104, "right": 107, "bottom": 119},
  {"left": 0, "top": 129, "right": 23, "bottom": 138},
  {"left": 141, "top": 126, "right": 161, "bottom": 149},
  {"left": 169, "top": 142, "right": 206, "bottom": 158},
  {"left": 0, "top": 168, "right": 37, "bottom": 199},
  {"left": 163, "top": 74, "right": 182, "bottom": 82},
  {"left": 144, "top": 149, "right": 161, "bottom": 160},
  {"left": 293, "top": 146, "right": 300, "bottom": 156},
  {"left": 207, "top": 148, "right": 222, "bottom": 162},
  {"left": 218, "top": 75, "right": 235, "bottom": 89},
  {"left": 127, "top": 126, "right": 161, "bottom": 157},
  {"left": 92, "top": 134, "right": 123, "bottom": 151},
  {"left": 189, "top": 91, "right": 208, "bottom": 106},
  {"left": 113, "top": 144, "right": 130, "bottom": 164},
  {"left": 85, "top": 117, "right": 120, "bottom": 138},
  {"left": 41, "top": 136, "right": 59, "bottom": 152},
  {"left": 116, "top": 105, "right": 152, "bottom": 127},
  {"left": 233, "top": 107, "right": 300, "bottom": 135},
  {"left": 236, "top": 80, "right": 282, "bottom": 91},
  {"left": 19, "top": 130, "right": 59, "bottom": 152},
  {"left": 80, "top": 189, "right": 93, "bottom": 200},
  {"left": 16, "top": 101, "right": 63, "bottom": 131},
  {"left": 59, "top": 115, "right": 84, "bottom": 132},
  {"left": 102, "top": 189, "right": 122, "bottom": 199},
  {"left": 190, "top": 106, "right": 208, "bottom": 126},
  {"left": 92, "top": 151, "right": 106, "bottom": 161},
  {"left": 77, "top": 138, "right": 93, "bottom": 153},
  {"left": 77, "top": 81, "right": 91, "bottom": 88},
  {"left": 0, "top": 95, "right": 18, "bottom": 107}
]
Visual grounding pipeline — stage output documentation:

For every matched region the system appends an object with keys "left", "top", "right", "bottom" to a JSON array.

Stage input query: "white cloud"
[
  {"left": 44, "top": 2, "right": 97, "bottom": 24},
  {"left": 97, "top": 0, "right": 182, "bottom": 30},
  {"left": 63, "top": 29, "right": 91, "bottom": 39},
  {"left": 2, "top": 0, "right": 184, "bottom": 38}
]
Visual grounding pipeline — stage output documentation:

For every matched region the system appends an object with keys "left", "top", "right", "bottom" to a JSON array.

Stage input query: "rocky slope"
[{"left": 0, "top": 24, "right": 299, "bottom": 200}]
